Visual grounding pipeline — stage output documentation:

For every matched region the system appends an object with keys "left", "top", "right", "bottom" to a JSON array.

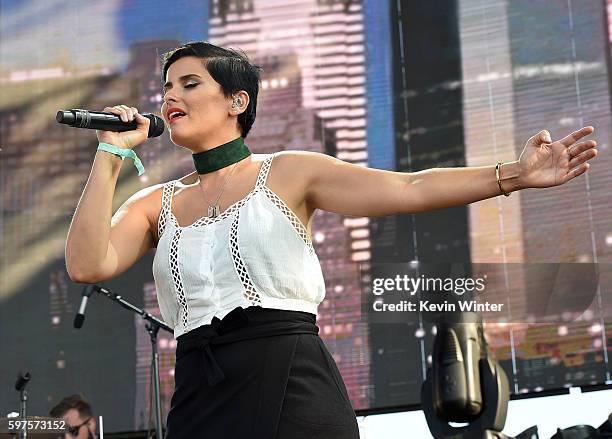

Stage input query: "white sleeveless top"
[{"left": 152, "top": 153, "right": 326, "bottom": 338}]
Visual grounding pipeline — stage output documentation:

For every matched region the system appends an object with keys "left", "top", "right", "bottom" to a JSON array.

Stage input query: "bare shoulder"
[
  {"left": 269, "top": 150, "right": 343, "bottom": 189},
  {"left": 273, "top": 149, "right": 327, "bottom": 163},
  {"left": 123, "top": 183, "right": 166, "bottom": 209},
  {"left": 112, "top": 182, "right": 166, "bottom": 229},
  {"left": 265, "top": 151, "right": 336, "bottom": 213},
  {"left": 270, "top": 150, "right": 332, "bottom": 176}
]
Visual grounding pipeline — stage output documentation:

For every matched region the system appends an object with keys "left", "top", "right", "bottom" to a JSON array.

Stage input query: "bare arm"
[
  {"left": 65, "top": 151, "right": 158, "bottom": 283},
  {"left": 65, "top": 104, "right": 155, "bottom": 283},
  {"left": 298, "top": 152, "right": 520, "bottom": 216},
  {"left": 295, "top": 126, "right": 597, "bottom": 216}
]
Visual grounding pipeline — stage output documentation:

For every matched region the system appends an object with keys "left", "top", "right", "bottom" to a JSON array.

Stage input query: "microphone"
[
  {"left": 74, "top": 285, "right": 98, "bottom": 329},
  {"left": 56, "top": 109, "right": 165, "bottom": 138},
  {"left": 14, "top": 371, "right": 31, "bottom": 392}
]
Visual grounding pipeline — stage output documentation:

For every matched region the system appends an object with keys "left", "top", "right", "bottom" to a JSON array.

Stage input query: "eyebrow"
[{"left": 163, "top": 74, "right": 202, "bottom": 90}]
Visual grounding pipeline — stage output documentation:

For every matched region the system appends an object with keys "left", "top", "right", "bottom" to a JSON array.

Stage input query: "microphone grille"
[
  {"left": 145, "top": 114, "right": 165, "bottom": 138},
  {"left": 14, "top": 371, "right": 31, "bottom": 391}
]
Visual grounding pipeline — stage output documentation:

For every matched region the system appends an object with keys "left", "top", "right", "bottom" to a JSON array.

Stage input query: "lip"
[
  {"left": 166, "top": 106, "right": 187, "bottom": 122},
  {"left": 169, "top": 115, "right": 186, "bottom": 124}
]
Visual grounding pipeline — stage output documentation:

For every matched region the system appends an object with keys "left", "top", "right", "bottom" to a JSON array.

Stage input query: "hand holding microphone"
[
  {"left": 55, "top": 105, "right": 164, "bottom": 150},
  {"left": 56, "top": 104, "right": 164, "bottom": 175},
  {"left": 96, "top": 105, "right": 155, "bottom": 150}
]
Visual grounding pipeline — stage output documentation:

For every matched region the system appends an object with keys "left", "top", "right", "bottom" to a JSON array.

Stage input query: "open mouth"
[{"left": 168, "top": 111, "right": 186, "bottom": 123}]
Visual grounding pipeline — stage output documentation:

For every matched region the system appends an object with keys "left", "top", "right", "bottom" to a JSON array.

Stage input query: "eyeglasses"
[{"left": 65, "top": 417, "right": 91, "bottom": 436}]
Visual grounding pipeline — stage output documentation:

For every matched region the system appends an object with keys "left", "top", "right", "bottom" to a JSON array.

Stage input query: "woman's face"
[{"left": 161, "top": 56, "right": 237, "bottom": 149}]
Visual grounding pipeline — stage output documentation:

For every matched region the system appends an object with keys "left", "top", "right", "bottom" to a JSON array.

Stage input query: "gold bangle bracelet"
[{"left": 496, "top": 162, "right": 511, "bottom": 197}]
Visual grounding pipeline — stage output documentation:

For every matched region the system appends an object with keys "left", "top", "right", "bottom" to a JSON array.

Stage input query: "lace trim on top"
[
  {"left": 156, "top": 153, "right": 313, "bottom": 249},
  {"left": 262, "top": 186, "right": 313, "bottom": 250},
  {"left": 169, "top": 228, "right": 189, "bottom": 330},
  {"left": 168, "top": 156, "right": 273, "bottom": 228},
  {"left": 156, "top": 153, "right": 318, "bottom": 326},
  {"left": 158, "top": 183, "right": 174, "bottom": 238},
  {"left": 229, "top": 212, "right": 262, "bottom": 305}
]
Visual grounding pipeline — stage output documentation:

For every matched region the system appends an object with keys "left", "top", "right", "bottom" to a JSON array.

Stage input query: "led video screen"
[{"left": 1, "top": 0, "right": 610, "bottom": 433}]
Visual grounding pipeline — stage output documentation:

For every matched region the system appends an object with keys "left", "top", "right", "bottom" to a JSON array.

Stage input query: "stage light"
[{"left": 588, "top": 323, "right": 602, "bottom": 335}]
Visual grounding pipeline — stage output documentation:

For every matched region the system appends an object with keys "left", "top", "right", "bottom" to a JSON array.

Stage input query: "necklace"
[
  {"left": 198, "top": 162, "right": 239, "bottom": 218},
  {"left": 192, "top": 137, "right": 251, "bottom": 174}
]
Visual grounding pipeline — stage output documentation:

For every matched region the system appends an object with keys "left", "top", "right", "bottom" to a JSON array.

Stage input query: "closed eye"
[{"left": 162, "top": 83, "right": 198, "bottom": 98}]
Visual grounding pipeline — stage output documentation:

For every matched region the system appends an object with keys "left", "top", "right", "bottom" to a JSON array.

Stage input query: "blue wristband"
[{"left": 97, "top": 142, "right": 145, "bottom": 176}]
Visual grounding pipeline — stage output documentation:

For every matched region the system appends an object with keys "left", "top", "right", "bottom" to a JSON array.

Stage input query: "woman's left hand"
[{"left": 516, "top": 126, "right": 598, "bottom": 189}]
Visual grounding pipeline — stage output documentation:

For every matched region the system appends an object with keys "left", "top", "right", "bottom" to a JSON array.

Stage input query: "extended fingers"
[
  {"left": 568, "top": 139, "right": 597, "bottom": 157},
  {"left": 559, "top": 126, "right": 595, "bottom": 147},
  {"left": 563, "top": 162, "right": 590, "bottom": 184},
  {"left": 569, "top": 147, "right": 597, "bottom": 168}
]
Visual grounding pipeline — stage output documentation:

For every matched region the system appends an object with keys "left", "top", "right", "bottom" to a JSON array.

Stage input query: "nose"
[
  {"left": 162, "top": 94, "right": 178, "bottom": 120},
  {"left": 163, "top": 93, "right": 177, "bottom": 106},
  {"left": 162, "top": 87, "right": 181, "bottom": 106}
]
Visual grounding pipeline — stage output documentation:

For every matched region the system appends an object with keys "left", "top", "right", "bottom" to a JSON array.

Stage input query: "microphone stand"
[
  {"left": 92, "top": 286, "right": 172, "bottom": 439},
  {"left": 14, "top": 371, "right": 31, "bottom": 439}
]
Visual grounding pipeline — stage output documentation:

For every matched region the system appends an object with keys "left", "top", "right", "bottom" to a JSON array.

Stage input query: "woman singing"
[{"left": 65, "top": 41, "right": 598, "bottom": 439}]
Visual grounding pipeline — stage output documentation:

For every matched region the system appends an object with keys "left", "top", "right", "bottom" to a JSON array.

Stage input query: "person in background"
[{"left": 49, "top": 394, "right": 96, "bottom": 439}]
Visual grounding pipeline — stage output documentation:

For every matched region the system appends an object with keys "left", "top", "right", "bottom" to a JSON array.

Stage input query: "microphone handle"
[
  {"left": 88, "top": 120, "right": 138, "bottom": 133},
  {"left": 91, "top": 121, "right": 138, "bottom": 132},
  {"left": 56, "top": 109, "right": 163, "bottom": 137},
  {"left": 56, "top": 110, "right": 134, "bottom": 129}
]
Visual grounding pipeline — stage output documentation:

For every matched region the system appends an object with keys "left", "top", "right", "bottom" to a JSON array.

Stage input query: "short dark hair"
[
  {"left": 49, "top": 394, "right": 93, "bottom": 419},
  {"left": 161, "top": 41, "right": 262, "bottom": 138}
]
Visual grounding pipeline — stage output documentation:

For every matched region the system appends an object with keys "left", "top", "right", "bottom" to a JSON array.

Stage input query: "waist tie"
[{"left": 175, "top": 306, "right": 319, "bottom": 386}]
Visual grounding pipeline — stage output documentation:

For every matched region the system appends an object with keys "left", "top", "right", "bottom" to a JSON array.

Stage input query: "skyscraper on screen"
[{"left": 459, "top": 0, "right": 612, "bottom": 389}]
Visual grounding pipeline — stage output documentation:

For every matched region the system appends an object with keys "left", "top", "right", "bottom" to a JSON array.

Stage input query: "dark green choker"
[{"left": 192, "top": 137, "right": 252, "bottom": 174}]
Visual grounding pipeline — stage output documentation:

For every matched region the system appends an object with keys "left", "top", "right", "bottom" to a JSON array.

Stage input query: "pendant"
[{"left": 208, "top": 204, "right": 220, "bottom": 218}]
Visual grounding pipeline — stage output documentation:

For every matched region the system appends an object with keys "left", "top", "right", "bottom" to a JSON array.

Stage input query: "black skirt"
[{"left": 165, "top": 306, "right": 360, "bottom": 439}]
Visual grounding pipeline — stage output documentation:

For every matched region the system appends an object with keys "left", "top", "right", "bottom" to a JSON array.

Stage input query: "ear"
[{"left": 229, "top": 90, "right": 250, "bottom": 116}]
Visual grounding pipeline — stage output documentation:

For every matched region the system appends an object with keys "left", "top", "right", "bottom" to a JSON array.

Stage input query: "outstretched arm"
[{"left": 296, "top": 126, "right": 597, "bottom": 217}]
